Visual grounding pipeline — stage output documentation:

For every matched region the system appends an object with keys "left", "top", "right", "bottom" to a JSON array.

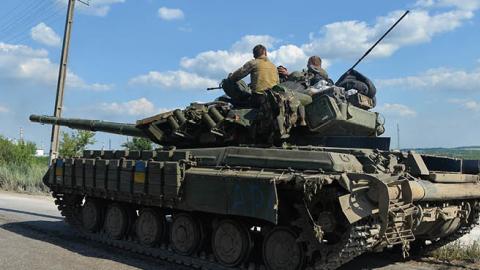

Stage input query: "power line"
[
  {"left": 4, "top": 6, "right": 65, "bottom": 45},
  {"left": 0, "top": 0, "right": 36, "bottom": 27},
  {"left": 0, "top": 1, "right": 66, "bottom": 45},
  {"left": 1, "top": 2, "right": 59, "bottom": 40},
  {"left": 0, "top": 0, "right": 47, "bottom": 36}
]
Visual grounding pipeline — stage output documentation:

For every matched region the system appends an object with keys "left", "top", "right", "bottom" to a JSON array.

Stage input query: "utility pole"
[
  {"left": 397, "top": 123, "right": 401, "bottom": 150},
  {"left": 19, "top": 127, "right": 24, "bottom": 143},
  {"left": 49, "top": 0, "right": 87, "bottom": 163}
]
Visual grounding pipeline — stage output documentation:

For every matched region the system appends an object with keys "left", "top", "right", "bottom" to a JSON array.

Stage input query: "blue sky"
[{"left": 0, "top": 0, "right": 479, "bottom": 150}]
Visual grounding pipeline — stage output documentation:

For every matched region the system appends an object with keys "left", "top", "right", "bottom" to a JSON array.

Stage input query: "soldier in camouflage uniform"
[
  {"left": 227, "top": 44, "right": 280, "bottom": 108},
  {"left": 277, "top": 55, "right": 333, "bottom": 94}
]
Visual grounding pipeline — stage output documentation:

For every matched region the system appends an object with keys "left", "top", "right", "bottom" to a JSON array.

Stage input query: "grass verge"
[
  {"left": 0, "top": 163, "right": 49, "bottom": 194},
  {"left": 430, "top": 241, "right": 480, "bottom": 263}
]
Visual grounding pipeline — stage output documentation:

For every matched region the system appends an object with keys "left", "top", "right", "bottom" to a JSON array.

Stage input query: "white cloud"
[
  {"left": 449, "top": 99, "right": 480, "bottom": 111},
  {"left": 378, "top": 103, "right": 417, "bottom": 117},
  {"left": 129, "top": 70, "right": 218, "bottom": 90},
  {"left": 100, "top": 98, "right": 168, "bottom": 116},
  {"left": 231, "top": 35, "right": 277, "bottom": 52},
  {"left": 415, "top": 0, "right": 436, "bottom": 7},
  {"left": 30, "top": 23, "right": 61, "bottom": 47},
  {"left": 158, "top": 7, "right": 184, "bottom": 21},
  {"left": 269, "top": 44, "right": 309, "bottom": 67},
  {"left": 174, "top": 2, "right": 476, "bottom": 81},
  {"left": 302, "top": 6, "right": 476, "bottom": 61},
  {"left": 130, "top": 2, "right": 478, "bottom": 90},
  {"left": 180, "top": 50, "right": 251, "bottom": 79},
  {"left": 179, "top": 35, "right": 308, "bottom": 79},
  {"left": 415, "top": 0, "right": 480, "bottom": 10},
  {"left": 0, "top": 42, "right": 112, "bottom": 91},
  {"left": 376, "top": 67, "right": 480, "bottom": 92},
  {"left": 0, "top": 105, "right": 9, "bottom": 113},
  {"left": 55, "top": 0, "right": 125, "bottom": 17}
]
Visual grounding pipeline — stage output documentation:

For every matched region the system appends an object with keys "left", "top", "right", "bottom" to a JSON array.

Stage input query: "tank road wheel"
[
  {"left": 263, "top": 227, "right": 305, "bottom": 270},
  {"left": 136, "top": 208, "right": 165, "bottom": 246},
  {"left": 104, "top": 203, "right": 129, "bottom": 240},
  {"left": 81, "top": 199, "right": 103, "bottom": 232},
  {"left": 212, "top": 219, "right": 252, "bottom": 267},
  {"left": 170, "top": 213, "right": 202, "bottom": 255}
]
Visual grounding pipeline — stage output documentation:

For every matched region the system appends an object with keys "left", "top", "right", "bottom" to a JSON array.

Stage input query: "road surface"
[{"left": 0, "top": 191, "right": 475, "bottom": 270}]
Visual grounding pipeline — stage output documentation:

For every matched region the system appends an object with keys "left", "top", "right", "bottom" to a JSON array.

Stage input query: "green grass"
[
  {"left": 0, "top": 162, "right": 49, "bottom": 194},
  {"left": 430, "top": 241, "right": 480, "bottom": 263}
]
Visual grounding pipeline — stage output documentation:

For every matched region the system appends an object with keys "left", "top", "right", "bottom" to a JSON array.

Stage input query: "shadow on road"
[
  {"left": 0, "top": 218, "right": 458, "bottom": 270},
  {"left": 0, "top": 207, "right": 63, "bottom": 220},
  {"left": 339, "top": 252, "right": 406, "bottom": 270},
  {"left": 0, "top": 220, "right": 184, "bottom": 270}
]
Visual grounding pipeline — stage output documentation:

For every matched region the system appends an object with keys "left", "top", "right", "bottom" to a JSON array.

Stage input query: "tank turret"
[{"left": 30, "top": 87, "right": 385, "bottom": 149}]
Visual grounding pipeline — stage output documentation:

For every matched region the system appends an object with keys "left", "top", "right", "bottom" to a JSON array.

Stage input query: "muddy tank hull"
[{"left": 43, "top": 146, "right": 480, "bottom": 270}]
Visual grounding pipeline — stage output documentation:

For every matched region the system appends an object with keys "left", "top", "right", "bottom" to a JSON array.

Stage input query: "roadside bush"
[
  {"left": 0, "top": 136, "right": 48, "bottom": 193},
  {"left": 0, "top": 163, "right": 48, "bottom": 193},
  {"left": 0, "top": 136, "right": 36, "bottom": 166}
]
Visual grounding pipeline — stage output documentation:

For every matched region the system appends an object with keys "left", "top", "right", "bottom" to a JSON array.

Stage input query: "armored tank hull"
[{"left": 44, "top": 145, "right": 480, "bottom": 270}]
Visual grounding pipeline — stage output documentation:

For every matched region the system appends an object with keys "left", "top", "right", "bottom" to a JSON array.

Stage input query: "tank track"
[
  {"left": 52, "top": 191, "right": 480, "bottom": 269},
  {"left": 294, "top": 204, "right": 380, "bottom": 270},
  {"left": 53, "top": 192, "right": 236, "bottom": 270},
  {"left": 413, "top": 202, "right": 480, "bottom": 256},
  {"left": 52, "top": 191, "right": 381, "bottom": 270}
]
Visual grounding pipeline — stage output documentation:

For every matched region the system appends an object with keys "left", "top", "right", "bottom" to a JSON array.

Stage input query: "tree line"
[{"left": 0, "top": 130, "right": 154, "bottom": 164}]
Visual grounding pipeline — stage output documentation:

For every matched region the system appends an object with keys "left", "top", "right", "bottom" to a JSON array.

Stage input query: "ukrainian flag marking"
[
  {"left": 134, "top": 161, "right": 146, "bottom": 184},
  {"left": 55, "top": 159, "right": 64, "bottom": 177}
]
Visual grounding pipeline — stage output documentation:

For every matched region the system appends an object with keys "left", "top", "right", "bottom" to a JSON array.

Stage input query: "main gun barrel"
[{"left": 29, "top": 115, "right": 147, "bottom": 138}]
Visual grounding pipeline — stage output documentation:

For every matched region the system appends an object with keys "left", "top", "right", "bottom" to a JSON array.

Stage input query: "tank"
[
  {"left": 29, "top": 84, "right": 480, "bottom": 270},
  {"left": 29, "top": 11, "right": 480, "bottom": 270}
]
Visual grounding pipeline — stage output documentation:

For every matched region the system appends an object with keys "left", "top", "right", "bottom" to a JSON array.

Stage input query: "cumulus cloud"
[
  {"left": 231, "top": 35, "right": 277, "bottom": 52},
  {"left": 158, "top": 7, "right": 184, "bottom": 21},
  {"left": 302, "top": 6, "right": 476, "bottom": 61},
  {"left": 130, "top": 2, "right": 478, "bottom": 90},
  {"left": 100, "top": 98, "right": 168, "bottom": 116},
  {"left": 175, "top": 2, "right": 477, "bottom": 81},
  {"left": 55, "top": 0, "right": 125, "bottom": 17},
  {"left": 449, "top": 99, "right": 480, "bottom": 111},
  {"left": 378, "top": 103, "right": 417, "bottom": 117},
  {"left": 179, "top": 35, "right": 308, "bottom": 79},
  {"left": 129, "top": 70, "right": 218, "bottom": 90},
  {"left": 376, "top": 67, "right": 480, "bottom": 91},
  {"left": 415, "top": 0, "right": 480, "bottom": 10},
  {"left": 0, "top": 42, "right": 112, "bottom": 91},
  {"left": 30, "top": 23, "right": 61, "bottom": 47}
]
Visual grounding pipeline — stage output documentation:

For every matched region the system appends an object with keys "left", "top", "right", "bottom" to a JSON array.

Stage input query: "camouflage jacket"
[{"left": 230, "top": 56, "right": 279, "bottom": 93}]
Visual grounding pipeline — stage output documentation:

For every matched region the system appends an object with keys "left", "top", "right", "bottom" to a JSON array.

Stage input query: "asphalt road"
[{"left": 0, "top": 191, "right": 474, "bottom": 270}]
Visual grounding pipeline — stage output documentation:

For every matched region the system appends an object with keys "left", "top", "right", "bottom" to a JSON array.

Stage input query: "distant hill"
[{"left": 404, "top": 147, "right": 480, "bottom": 160}]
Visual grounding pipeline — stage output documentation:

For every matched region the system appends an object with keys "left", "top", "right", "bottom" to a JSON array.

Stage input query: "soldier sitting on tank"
[
  {"left": 222, "top": 44, "right": 279, "bottom": 108},
  {"left": 277, "top": 55, "right": 334, "bottom": 95}
]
